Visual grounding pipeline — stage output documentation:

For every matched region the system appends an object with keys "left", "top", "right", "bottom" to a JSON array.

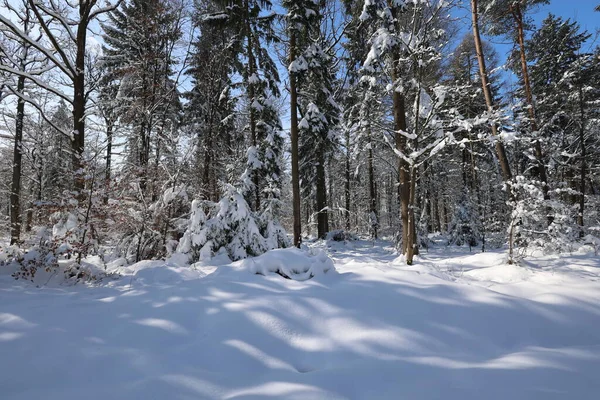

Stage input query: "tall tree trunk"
[
  {"left": 511, "top": 3, "right": 549, "bottom": 202},
  {"left": 316, "top": 150, "right": 328, "bottom": 239},
  {"left": 367, "top": 129, "right": 377, "bottom": 239},
  {"left": 578, "top": 85, "right": 586, "bottom": 234},
  {"left": 289, "top": 29, "right": 302, "bottom": 247},
  {"left": 344, "top": 128, "right": 351, "bottom": 230},
  {"left": 73, "top": 20, "right": 87, "bottom": 195},
  {"left": 391, "top": 66, "right": 410, "bottom": 255},
  {"left": 470, "top": 0, "right": 513, "bottom": 184},
  {"left": 245, "top": 0, "right": 260, "bottom": 212},
  {"left": 406, "top": 165, "right": 418, "bottom": 263},
  {"left": 103, "top": 119, "right": 113, "bottom": 205},
  {"left": 203, "top": 127, "right": 212, "bottom": 199},
  {"left": 10, "top": 75, "right": 26, "bottom": 245}
]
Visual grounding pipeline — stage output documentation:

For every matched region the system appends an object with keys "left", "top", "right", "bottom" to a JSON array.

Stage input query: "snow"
[
  {"left": 2, "top": 240, "right": 600, "bottom": 399},
  {"left": 242, "top": 247, "right": 336, "bottom": 281}
]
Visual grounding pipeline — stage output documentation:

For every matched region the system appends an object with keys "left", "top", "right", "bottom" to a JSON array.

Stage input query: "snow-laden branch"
[
  {"left": 27, "top": 0, "right": 76, "bottom": 76},
  {"left": 88, "top": 0, "right": 124, "bottom": 21},
  {"left": 5, "top": 84, "right": 73, "bottom": 141},
  {"left": 0, "top": 65, "right": 72, "bottom": 103},
  {"left": 0, "top": 12, "right": 74, "bottom": 79}
]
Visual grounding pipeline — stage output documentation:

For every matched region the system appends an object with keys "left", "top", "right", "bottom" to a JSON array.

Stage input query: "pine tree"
[
  {"left": 207, "top": 0, "right": 283, "bottom": 214},
  {"left": 101, "top": 0, "right": 183, "bottom": 195},
  {"left": 185, "top": 0, "right": 238, "bottom": 201}
]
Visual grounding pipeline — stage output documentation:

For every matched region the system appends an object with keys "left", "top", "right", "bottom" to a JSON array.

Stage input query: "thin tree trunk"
[
  {"left": 367, "top": 129, "right": 377, "bottom": 239},
  {"left": 578, "top": 85, "right": 586, "bottom": 234},
  {"left": 511, "top": 3, "right": 549, "bottom": 202},
  {"left": 73, "top": 19, "right": 87, "bottom": 195},
  {"left": 316, "top": 150, "right": 328, "bottom": 239},
  {"left": 391, "top": 66, "right": 410, "bottom": 254},
  {"left": 471, "top": 0, "right": 513, "bottom": 184},
  {"left": 10, "top": 75, "right": 26, "bottom": 245},
  {"left": 103, "top": 119, "right": 113, "bottom": 205},
  {"left": 245, "top": 0, "right": 260, "bottom": 212},
  {"left": 345, "top": 128, "right": 351, "bottom": 230},
  {"left": 289, "top": 29, "right": 302, "bottom": 247}
]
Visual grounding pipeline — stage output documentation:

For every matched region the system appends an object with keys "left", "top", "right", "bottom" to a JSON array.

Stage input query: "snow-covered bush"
[
  {"left": 242, "top": 247, "right": 336, "bottom": 281},
  {"left": 115, "top": 184, "right": 189, "bottom": 262},
  {"left": 177, "top": 185, "right": 289, "bottom": 262},
  {"left": 583, "top": 233, "right": 600, "bottom": 256},
  {"left": 447, "top": 189, "right": 480, "bottom": 249},
  {"left": 1, "top": 228, "right": 71, "bottom": 281},
  {"left": 508, "top": 176, "right": 582, "bottom": 259}
]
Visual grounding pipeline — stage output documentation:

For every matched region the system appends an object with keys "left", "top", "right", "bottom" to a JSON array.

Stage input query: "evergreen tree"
[{"left": 101, "top": 0, "right": 183, "bottom": 196}]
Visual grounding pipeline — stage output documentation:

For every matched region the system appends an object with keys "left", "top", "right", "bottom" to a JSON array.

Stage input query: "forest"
[
  {"left": 2, "top": 1, "right": 600, "bottom": 399},
  {"left": 0, "top": 0, "right": 599, "bottom": 271}
]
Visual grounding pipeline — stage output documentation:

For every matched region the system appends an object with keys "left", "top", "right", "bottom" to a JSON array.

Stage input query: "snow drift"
[{"left": 242, "top": 247, "right": 336, "bottom": 280}]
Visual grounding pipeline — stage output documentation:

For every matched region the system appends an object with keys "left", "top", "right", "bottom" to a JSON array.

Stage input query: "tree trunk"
[
  {"left": 344, "top": 127, "right": 351, "bottom": 230},
  {"left": 578, "top": 85, "right": 586, "bottom": 234},
  {"left": 367, "top": 129, "right": 377, "bottom": 239},
  {"left": 289, "top": 29, "right": 302, "bottom": 247},
  {"left": 511, "top": 3, "right": 549, "bottom": 202},
  {"left": 316, "top": 150, "right": 328, "bottom": 239},
  {"left": 406, "top": 166, "right": 418, "bottom": 264},
  {"left": 103, "top": 119, "right": 113, "bottom": 205},
  {"left": 73, "top": 20, "right": 87, "bottom": 195},
  {"left": 245, "top": 0, "right": 260, "bottom": 212},
  {"left": 391, "top": 66, "right": 410, "bottom": 255},
  {"left": 470, "top": 0, "right": 513, "bottom": 184},
  {"left": 10, "top": 75, "right": 26, "bottom": 245}
]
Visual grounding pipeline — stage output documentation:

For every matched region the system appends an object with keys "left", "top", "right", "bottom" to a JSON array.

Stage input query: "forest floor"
[{"left": 2, "top": 239, "right": 600, "bottom": 399}]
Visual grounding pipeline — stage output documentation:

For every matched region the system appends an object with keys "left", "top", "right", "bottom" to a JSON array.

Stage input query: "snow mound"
[
  {"left": 119, "top": 260, "right": 207, "bottom": 285},
  {"left": 464, "top": 263, "right": 534, "bottom": 284},
  {"left": 242, "top": 248, "right": 336, "bottom": 281}
]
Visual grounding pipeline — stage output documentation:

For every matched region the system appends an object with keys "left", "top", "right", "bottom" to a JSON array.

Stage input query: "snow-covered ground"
[{"left": 2, "top": 240, "right": 600, "bottom": 399}]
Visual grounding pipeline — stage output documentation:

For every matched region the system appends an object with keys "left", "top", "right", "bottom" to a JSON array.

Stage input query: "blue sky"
[{"left": 540, "top": 0, "right": 599, "bottom": 39}]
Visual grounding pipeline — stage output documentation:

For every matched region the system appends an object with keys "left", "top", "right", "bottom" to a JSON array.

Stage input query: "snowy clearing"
[{"left": 2, "top": 241, "right": 600, "bottom": 399}]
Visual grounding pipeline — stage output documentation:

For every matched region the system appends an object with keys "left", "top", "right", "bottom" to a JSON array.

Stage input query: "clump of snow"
[
  {"left": 115, "top": 259, "right": 206, "bottom": 285},
  {"left": 242, "top": 247, "right": 336, "bottom": 281},
  {"left": 463, "top": 263, "right": 534, "bottom": 284}
]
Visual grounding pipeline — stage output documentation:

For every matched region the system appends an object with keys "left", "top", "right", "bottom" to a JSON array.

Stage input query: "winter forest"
[{"left": 1, "top": 0, "right": 600, "bottom": 399}]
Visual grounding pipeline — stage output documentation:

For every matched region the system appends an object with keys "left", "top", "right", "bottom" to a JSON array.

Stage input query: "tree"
[
  {"left": 283, "top": 0, "right": 319, "bottom": 246},
  {"left": 101, "top": 0, "right": 183, "bottom": 196},
  {"left": 208, "top": 0, "right": 282, "bottom": 214},
  {"left": 361, "top": 0, "right": 461, "bottom": 263},
  {"left": 479, "top": 0, "right": 550, "bottom": 202},
  {"left": 0, "top": 1, "right": 40, "bottom": 244},
  {"left": 1, "top": 0, "right": 122, "bottom": 195},
  {"left": 470, "top": 0, "right": 513, "bottom": 185},
  {"left": 184, "top": 0, "right": 238, "bottom": 201},
  {"left": 528, "top": 15, "right": 600, "bottom": 235}
]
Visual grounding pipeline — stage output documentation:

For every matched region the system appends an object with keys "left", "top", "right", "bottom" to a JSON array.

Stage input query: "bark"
[
  {"left": 578, "top": 85, "right": 586, "bottom": 234},
  {"left": 391, "top": 67, "right": 410, "bottom": 255},
  {"left": 470, "top": 0, "right": 513, "bottom": 184},
  {"left": 10, "top": 75, "right": 26, "bottom": 245},
  {"left": 511, "top": 3, "right": 549, "bottom": 201},
  {"left": 289, "top": 29, "right": 302, "bottom": 247},
  {"left": 245, "top": 0, "right": 260, "bottom": 212},
  {"left": 405, "top": 166, "right": 418, "bottom": 263},
  {"left": 367, "top": 129, "right": 378, "bottom": 239},
  {"left": 72, "top": 16, "right": 88, "bottom": 195},
  {"left": 344, "top": 128, "right": 351, "bottom": 230},
  {"left": 316, "top": 150, "right": 328, "bottom": 239},
  {"left": 103, "top": 119, "right": 113, "bottom": 205}
]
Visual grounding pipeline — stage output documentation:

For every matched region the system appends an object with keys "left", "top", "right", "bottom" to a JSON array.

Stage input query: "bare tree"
[{"left": 0, "top": 0, "right": 122, "bottom": 196}]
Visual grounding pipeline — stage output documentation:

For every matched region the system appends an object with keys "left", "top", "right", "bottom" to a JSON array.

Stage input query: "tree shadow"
[{"left": 2, "top": 245, "right": 600, "bottom": 399}]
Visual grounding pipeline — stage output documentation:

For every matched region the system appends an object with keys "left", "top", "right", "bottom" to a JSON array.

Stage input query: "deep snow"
[{"left": 2, "top": 240, "right": 600, "bottom": 399}]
